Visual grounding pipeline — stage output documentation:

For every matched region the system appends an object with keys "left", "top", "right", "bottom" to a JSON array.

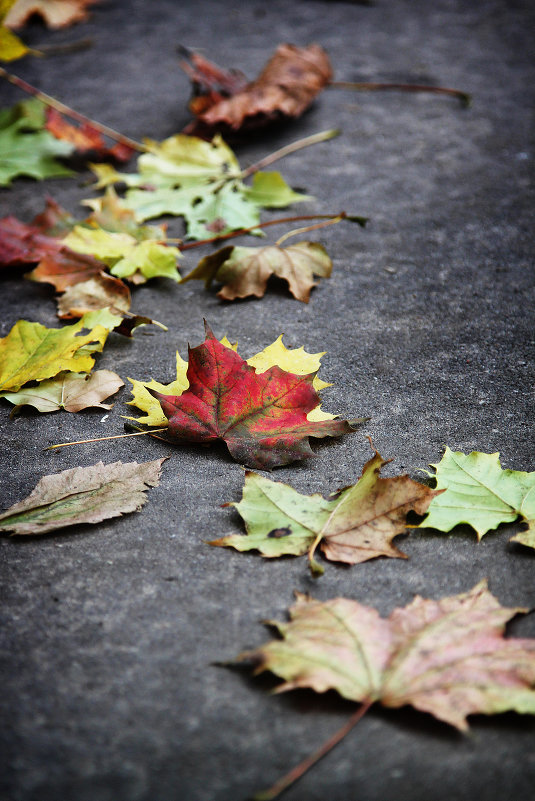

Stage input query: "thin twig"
[
  {"left": 240, "top": 129, "right": 340, "bottom": 179},
  {"left": 253, "top": 701, "right": 373, "bottom": 801},
  {"left": 0, "top": 67, "right": 146, "bottom": 151},
  {"left": 275, "top": 215, "right": 344, "bottom": 247},
  {"left": 46, "top": 428, "right": 167, "bottom": 450},
  {"left": 180, "top": 212, "right": 366, "bottom": 251},
  {"left": 329, "top": 80, "right": 471, "bottom": 106}
]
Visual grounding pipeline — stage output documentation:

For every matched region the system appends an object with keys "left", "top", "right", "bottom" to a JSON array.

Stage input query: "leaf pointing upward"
[{"left": 151, "top": 323, "right": 365, "bottom": 469}]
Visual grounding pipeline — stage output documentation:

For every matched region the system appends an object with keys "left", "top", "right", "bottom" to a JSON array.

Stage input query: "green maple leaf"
[
  {"left": 88, "top": 133, "right": 308, "bottom": 240},
  {"left": 0, "top": 99, "right": 74, "bottom": 186},
  {"left": 419, "top": 447, "right": 535, "bottom": 548}
]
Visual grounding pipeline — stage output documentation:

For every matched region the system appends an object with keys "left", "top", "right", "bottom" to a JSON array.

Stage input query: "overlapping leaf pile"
[
  {"left": 90, "top": 133, "right": 310, "bottom": 239},
  {"left": 0, "top": 309, "right": 124, "bottom": 413}
]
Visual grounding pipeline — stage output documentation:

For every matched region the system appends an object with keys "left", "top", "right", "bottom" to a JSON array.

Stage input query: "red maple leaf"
[{"left": 151, "top": 323, "right": 365, "bottom": 469}]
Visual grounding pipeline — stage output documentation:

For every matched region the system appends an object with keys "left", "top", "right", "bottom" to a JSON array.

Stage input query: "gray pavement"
[{"left": 1, "top": 1, "right": 534, "bottom": 800}]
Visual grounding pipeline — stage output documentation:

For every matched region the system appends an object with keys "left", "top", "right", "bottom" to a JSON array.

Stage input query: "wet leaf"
[
  {"left": 211, "top": 449, "right": 437, "bottom": 574},
  {"left": 181, "top": 43, "right": 333, "bottom": 136},
  {"left": 0, "top": 309, "right": 121, "bottom": 392},
  {"left": 0, "top": 457, "right": 166, "bottom": 536},
  {"left": 183, "top": 240, "right": 332, "bottom": 302},
  {"left": 149, "top": 322, "right": 364, "bottom": 469},
  {"left": 0, "top": 99, "right": 74, "bottom": 185},
  {"left": 241, "top": 580, "right": 535, "bottom": 731},
  {"left": 4, "top": 0, "right": 99, "bottom": 29},
  {"left": 419, "top": 447, "right": 535, "bottom": 548},
  {"left": 0, "top": 369, "right": 123, "bottom": 413}
]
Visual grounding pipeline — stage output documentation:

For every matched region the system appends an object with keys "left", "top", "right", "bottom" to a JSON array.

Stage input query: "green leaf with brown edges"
[{"left": 211, "top": 449, "right": 438, "bottom": 574}]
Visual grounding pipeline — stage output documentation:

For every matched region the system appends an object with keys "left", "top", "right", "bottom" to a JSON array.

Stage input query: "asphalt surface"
[{"left": 1, "top": 1, "right": 534, "bottom": 800}]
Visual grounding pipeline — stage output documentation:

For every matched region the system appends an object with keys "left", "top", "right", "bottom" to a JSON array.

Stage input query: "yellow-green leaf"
[{"left": 0, "top": 312, "right": 118, "bottom": 392}]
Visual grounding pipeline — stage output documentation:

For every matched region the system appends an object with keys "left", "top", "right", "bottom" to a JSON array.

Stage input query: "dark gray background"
[{"left": 1, "top": 1, "right": 534, "bottom": 799}]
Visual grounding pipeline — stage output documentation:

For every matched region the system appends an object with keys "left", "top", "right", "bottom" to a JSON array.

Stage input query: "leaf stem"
[
  {"left": 240, "top": 129, "right": 340, "bottom": 179},
  {"left": 180, "top": 212, "right": 366, "bottom": 251},
  {"left": 253, "top": 701, "right": 373, "bottom": 801},
  {"left": 46, "top": 428, "right": 167, "bottom": 450},
  {"left": 329, "top": 80, "right": 471, "bottom": 106},
  {"left": 0, "top": 67, "right": 146, "bottom": 152},
  {"left": 275, "top": 215, "right": 344, "bottom": 246}
]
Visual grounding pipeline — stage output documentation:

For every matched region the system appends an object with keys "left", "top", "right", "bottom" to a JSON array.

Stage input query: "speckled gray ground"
[{"left": 1, "top": 1, "right": 534, "bottom": 800}]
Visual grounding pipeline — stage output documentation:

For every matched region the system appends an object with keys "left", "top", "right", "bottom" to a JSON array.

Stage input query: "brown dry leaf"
[
  {"left": 183, "top": 241, "right": 332, "bottom": 302},
  {"left": 181, "top": 43, "right": 332, "bottom": 136},
  {"left": 26, "top": 248, "right": 105, "bottom": 290},
  {"left": 56, "top": 272, "right": 131, "bottom": 318},
  {"left": 0, "top": 369, "right": 124, "bottom": 413},
  {"left": 4, "top": 0, "right": 99, "bottom": 29},
  {"left": 0, "top": 457, "right": 166, "bottom": 536}
]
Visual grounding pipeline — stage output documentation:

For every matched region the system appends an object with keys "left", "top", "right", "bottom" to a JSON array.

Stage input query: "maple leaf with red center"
[{"left": 151, "top": 323, "right": 366, "bottom": 469}]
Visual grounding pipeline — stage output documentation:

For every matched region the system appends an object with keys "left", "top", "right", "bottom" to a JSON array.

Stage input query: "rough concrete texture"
[{"left": 1, "top": 1, "right": 534, "bottom": 800}]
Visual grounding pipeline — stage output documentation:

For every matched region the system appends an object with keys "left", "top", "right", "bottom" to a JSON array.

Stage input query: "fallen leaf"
[
  {"left": 241, "top": 580, "right": 535, "bottom": 731},
  {"left": 45, "top": 108, "right": 134, "bottom": 163},
  {"left": 4, "top": 0, "right": 99, "bottom": 29},
  {"left": 55, "top": 273, "right": 131, "bottom": 318},
  {"left": 0, "top": 309, "right": 121, "bottom": 392},
  {"left": 0, "top": 0, "right": 28, "bottom": 61},
  {"left": 244, "top": 171, "right": 311, "bottom": 208},
  {"left": 63, "top": 224, "right": 181, "bottom": 283},
  {"left": 126, "top": 334, "right": 333, "bottom": 427},
  {"left": 31, "top": 196, "right": 77, "bottom": 236},
  {"left": 0, "top": 214, "right": 62, "bottom": 265},
  {"left": 211, "top": 449, "right": 437, "bottom": 574},
  {"left": 419, "top": 447, "right": 535, "bottom": 548},
  {"left": 88, "top": 134, "right": 307, "bottom": 238},
  {"left": 0, "top": 369, "right": 123, "bottom": 413},
  {"left": 150, "top": 322, "right": 364, "bottom": 469},
  {"left": 0, "top": 98, "right": 74, "bottom": 185},
  {"left": 26, "top": 248, "right": 108, "bottom": 291},
  {"left": 181, "top": 43, "right": 333, "bottom": 136},
  {"left": 182, "top": 240, "right": 332, "bottom": 302},
  {"left": 0, "top": 457, "right": 166, "bottom": 536}
]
